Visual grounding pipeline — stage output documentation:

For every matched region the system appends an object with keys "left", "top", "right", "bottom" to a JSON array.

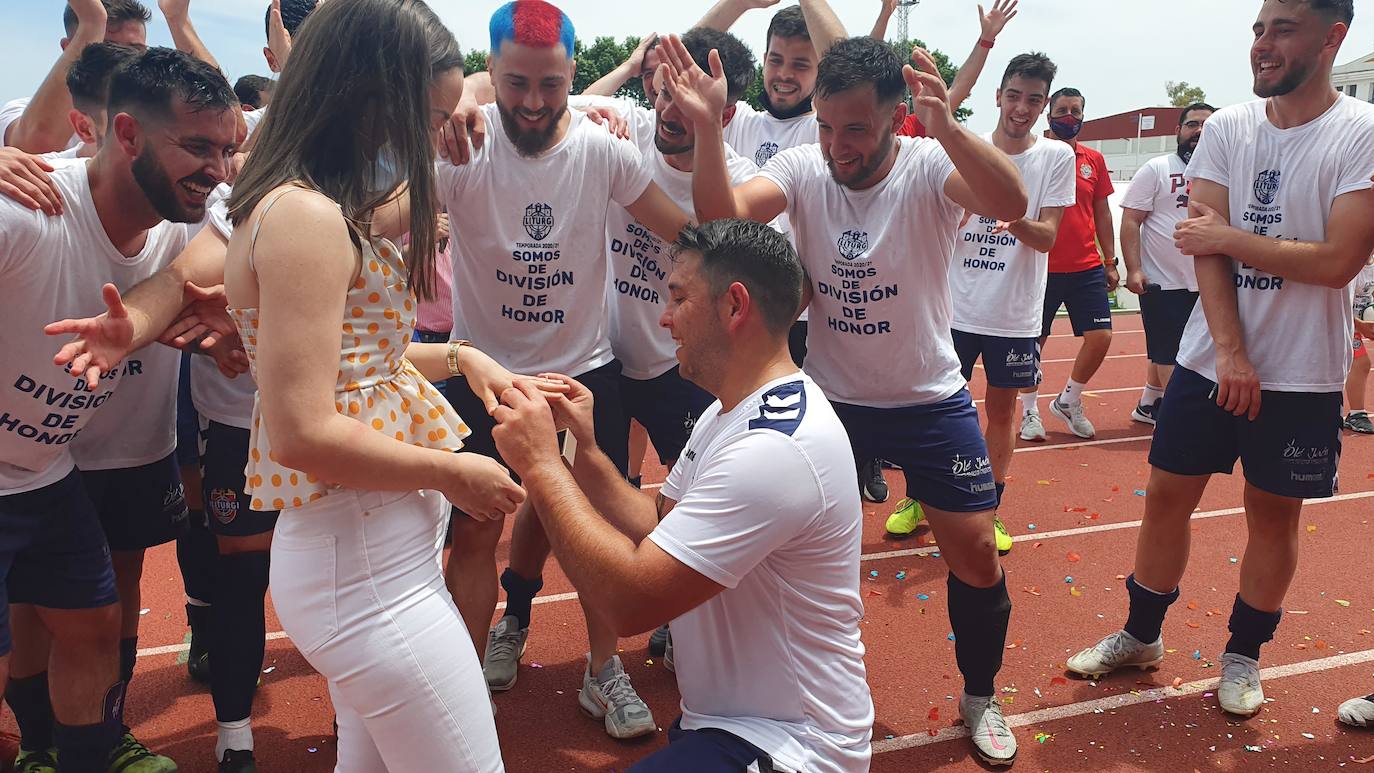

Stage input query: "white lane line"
[
  {"left": 973, "top": 385, "right": 1142, "bottom": 405},
  {"left": 1049, "top": 328, "right": 1143, "bottom": 340},
  {"left": 977, "top": 353, "right": 1144, "bottom": 369},
  {"left": 872, "top": 647, "right": 1374, "bottom": 755},
  {"left": 860, "top": 490, "right": 1374, "bottom": 562},
  {"left": 1014, "top": 434, "right": 1152, "bottom": 454}
]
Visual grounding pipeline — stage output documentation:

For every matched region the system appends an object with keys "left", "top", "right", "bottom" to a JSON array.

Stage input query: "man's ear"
[{"left": 721, "top": 102, "right": 738, "bottom": 129}]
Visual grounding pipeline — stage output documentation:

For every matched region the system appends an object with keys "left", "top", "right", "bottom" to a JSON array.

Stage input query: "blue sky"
[{"left": 5, "top": 1, "right": 1374, "bottom": 135}]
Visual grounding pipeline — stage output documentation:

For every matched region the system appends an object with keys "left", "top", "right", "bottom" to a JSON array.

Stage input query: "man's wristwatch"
[{"left": 447, "top": 339, "right": 471, "bottom": 377}]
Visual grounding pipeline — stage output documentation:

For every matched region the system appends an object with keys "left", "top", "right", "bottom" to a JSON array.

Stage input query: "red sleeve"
[
  {"left": 899, "top": 114, "right": 926, "bottom": 138},
  {"left": 1093, "top": 151, "right": 1115, "bottom": 199}
]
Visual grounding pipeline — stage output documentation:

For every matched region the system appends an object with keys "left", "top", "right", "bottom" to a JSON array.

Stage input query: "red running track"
[{"left": 6, "top": 313, "right": 1373, "bottom": 772}]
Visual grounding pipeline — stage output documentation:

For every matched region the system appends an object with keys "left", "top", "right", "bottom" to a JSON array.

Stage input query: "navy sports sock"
[
  {"left": 177, "top": 516, "right": 219, "bottom": 605},
  {"left": 117, "top": 637, "right": 137, "bottom": 728},
  {"left": 6, "top": 671, "right": 53, "bottom": 751},
  {"left": 211, "top": 552, "right": 271, "bottom": 723},
  {"left": 53, "top": 682, "right": 123, "bottom": 772},
  {"left": 946, "top": 572, "right": 1012, "bottom": 697},
  {"left": 500, "top": 568, "right": 543, "bottom": 630},
  {"left": 1225, "top": 594, "right": 1282, "bottom": 660},
  {"left": 994, "top": 481, "right": 1006, "bottom": 508},
  {"left": 1123, "top": 574, "right": 1179, "bottom": 644}
]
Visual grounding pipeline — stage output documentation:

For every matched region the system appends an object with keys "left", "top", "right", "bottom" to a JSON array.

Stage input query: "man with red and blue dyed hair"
[{"left": 489, "top": 0, "right": 575, "bottom": 60}]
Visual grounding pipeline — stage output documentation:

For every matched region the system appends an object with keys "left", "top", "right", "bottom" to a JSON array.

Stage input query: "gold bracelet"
[{"left": 447, "top": 339, "right": 471, "bottom": 377}]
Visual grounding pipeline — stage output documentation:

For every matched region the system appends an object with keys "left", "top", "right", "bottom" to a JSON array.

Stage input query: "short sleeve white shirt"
[
  {"left": 436, "top": 105, "right": 653, "bottom": 375},
  {"left": 1122, "top": 153, "right": 1198, "bottom": 291},
  {"left": 652, "top": 373, "right": 872, "bottom": 773},
  {"left": 1178, "top": 96, "right": 1374, "bottom": 392},
  {"left": 950, "top": 134, "right": 1076, "bottom": 338},
  {"left": 757, "top": 138, "right": 967, "bottom": 407},
  {"left": 0, "top": 97, "right": 80, "bottom": 151}
]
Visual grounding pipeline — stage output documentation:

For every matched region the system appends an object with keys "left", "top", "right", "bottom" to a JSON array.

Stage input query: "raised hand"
[
  {"left": 267, "top": 0, "right": 293, "bottom": 69},
  {"left": 657, "top": 33, "right": 728, "bottom": 129},
  {"left": 158, "top": 0, "right": 190, "bottom": 21},
  {"left": 979, "top": 0, "right": 1018, "bottom": 41},
  {"left": 903, "top": 47, "right": 956, "bottom": 139},
  {"left": 626, "top": 32, "right": 659, "bottom": 73},
  {"left": 67, "top": 0, "right": 108, "bottom": 35},
  {"left": 46, "top": 283, "right": 134, "bottom": 390}
]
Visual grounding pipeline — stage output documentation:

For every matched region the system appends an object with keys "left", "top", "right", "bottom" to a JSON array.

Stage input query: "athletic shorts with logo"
[
  {"left": 0, "top": 471, "right": 119, "bottom": 654},
  {"left": 199, "top": 418, "right": 281, "bottom": 537},
  {"left": 951, "top": 329, "right": 1040, "bottom": 389},
  {"left": 1149, "top": 367, "right": 1342, "bottom": 499},
  {"left": 618, "top": 366, "right": 714, "bottom": 466},
  {"left": 1139, "top": 289, "right": 1199, "bottom": 366},
  {"left": 80, "top": 452, "right": 190, "bottom": 551},
  {"left": 831, "top": 389, "right": 997, "bottom": 513},
  {"left": 1041, "top": 265, "right": 1113, "bottom": 337},
  {"left": 626, "top": 717, "right": 785, "bottom": 773},
  {"left": 176, "top": 351, "right": 200, "bottom": 467},
  {"left": 446, "top": 359, "right": 630, "bottom": 511}
]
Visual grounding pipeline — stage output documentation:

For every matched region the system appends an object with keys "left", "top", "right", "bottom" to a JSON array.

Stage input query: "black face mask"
[{"left": 759, "top": 86, "right": 814, "bottom": 121}]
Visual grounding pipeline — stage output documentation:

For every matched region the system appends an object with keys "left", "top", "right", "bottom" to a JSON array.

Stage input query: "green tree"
[
  {"left": 1165, "top": 80, "right": 1207, "bottom": 108},
  {"left": 887, "top": 38, "right": 969, "bottom": 123},
  {"left": 465, "top": 36, "right": 653, "bottom": 107}
]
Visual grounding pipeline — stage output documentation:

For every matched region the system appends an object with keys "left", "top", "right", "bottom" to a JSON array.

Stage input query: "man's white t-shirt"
[
  {"left": 950, "top": 134, "right": 1075, "bottom": 338},
  {"left": 652, "top": 373, "right": 872, "bottom": 773},
  {"left": 0, "top": 97, "right": 80, "bottom": 151},
  {"left": 1122, "top": 153, "right": 1198, "bottom": 292},
  {"left": 0, "top": 162, "right": 190, "bottom": 492},
  {"left": 757, "top": 138, "right": 968, "bottom": 407},
  {"left": 189, "top": 186, "right": 257, "bottom": 429},
  {"left": 1178, "top": 96, "right": 1374, "bottom": 392},
  {"left": 724, "top": 101, "right": 819, "bottom": 169},
  {"left": 436, "top": 104, "right": 653, "bottom": 375}
]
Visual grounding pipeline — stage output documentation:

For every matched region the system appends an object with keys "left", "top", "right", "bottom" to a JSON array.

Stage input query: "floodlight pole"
[{"left": 896, "top": 0, "right": 921, "bottom": 44}]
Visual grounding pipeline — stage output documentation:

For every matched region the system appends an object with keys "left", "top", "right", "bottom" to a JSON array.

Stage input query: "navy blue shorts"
[
  {"left": 413, "top": 329, "right": 452, "bottom": 402},
  {"left": 176, "top": 351, "right": 199, "bottom": 466},
  {"left": 1138, "top": 289, "right": 1198, "bottom": 366},
  {"left": 620, "top": 367, "right": 714, "bottom": 466},
  {"left": 832, "top": 390, "right": 997, "bottom": 513},
  {"left": 1149, "top": 367, "right": 1343, "bottom": 499},
  {"left": 0, "top": 470, "right": 119, "bottom": 654},
  {"left": 1042, "top": 266, "right": 1113, "bottom": 337},
  {"left": 951, "top": 329, "right": 1041, "bottom": 389},
  {"left": 626, "top": 717, "right": 777, "bottom": 772},
  {"left": 80, "top": 453, "right": 190, "bottom": 551},
  {"left": 199, "top": 418, "right": 280, "bottom": 537}
]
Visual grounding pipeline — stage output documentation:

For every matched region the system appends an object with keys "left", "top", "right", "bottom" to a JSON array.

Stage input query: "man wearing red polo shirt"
[{"left": 1020, "top": 86, "right": 1117, "bottom": 441}]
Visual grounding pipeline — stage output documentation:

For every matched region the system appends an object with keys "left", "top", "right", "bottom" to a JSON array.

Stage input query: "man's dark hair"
[
  {"left": 1179, "top": 102, "right": 1215, "bottom": 125},
  {"left": 816, "top": 37, "right": 906, "bottom": 106},
  {"left": 1049, "top": 86, "right": 1084, "bottom": 113},
  {"left": 673, "top": 220, "right": 805, "bottom": 337},
  {"left": 64, "top": 0, "right": 151, "bottom": 37},
  {"left": 765, "top": 5, "right": 810, "bottom": 51},
  {"left": 265, "top": 0, "right": 320, "bottom": 40},
  {"left": 107, "top": 47, "right": 237, "bottom": 128},
  {"left": 234, "top": 74, "right": 275, "bottom": 109},
  {"left": 682, "top": 27, "right": 756, "bottom": 104},
  {"left": 1000, "top": 52, "right": 1057, "bottom": 93},
  {"left": 67, "top": 42, "right": 140, "bottom": 114},
  {"left": 1300, "top": 0, "right": 1354, "bottom": 24}
]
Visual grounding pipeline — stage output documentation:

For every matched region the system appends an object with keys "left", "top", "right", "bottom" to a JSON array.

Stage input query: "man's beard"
[
  {"left": 131, "top": 147, "right": 206, "bottom": 223},
  {"left": 498, "top": 102, "right": 568, "bottom": 157},
  {"left": 653, "top": 117, "right": 692, "bottom": 156},
  {"left": 827, "top": 132, "right": 894, "bottom": 188},
  {"left": 1177, "top": 136, "right": 1199, "bottom": 163},
  {"left": 1254, "top": 57, "right": 1315, "bottom": 98},
  {"left": 759, "top": 85, "right": 814, "bottom": 121}
]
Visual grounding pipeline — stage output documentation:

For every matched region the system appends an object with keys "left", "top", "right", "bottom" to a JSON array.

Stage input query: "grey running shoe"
[
  {"left": 1218, "top": 652, "right": 1264, "bottom": 716},
  {"left": 1049, "top": 398, "right": 1096, "bottom": 439},
  {"left": 960, "top": 693, "right": 1017, "bottom": 766},
  {"left": 1338, "top": 693, "right": 1374, "bottom": 727},
  {"left": 483, "top": 615, "right": 528, "bottom": 692},
  {"left": 1347, "top": 412, "right": 1374, "bottom": 434},
  {"left": 578, "top": 655, "right": 657, "bottom": 739},
  {"left": 1019, "top": 410, "right": 1046, "bottom": 442},
  {"left": 1066, "top": 630, "right": 1165, "bottom": 679}
]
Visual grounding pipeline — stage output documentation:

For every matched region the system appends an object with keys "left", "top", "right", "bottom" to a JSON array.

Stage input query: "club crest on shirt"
[
  {"left": 754, "top": 142, "right": 780, "bottom": 166},
  {"left": 523, "top": 203, "right": 555, "bottom": 241},
  {"left": 1079, "top": 162, "right": 1093, "bottom": 180},
  {"left": 209, "top": 488, "right": 239, "bottom": 525},
  {"left": 1253, "top": 169, "right": 1281, "bottom": 206},
  {"left": 837, "top": 230, "right": 870, "bottom": 261}
]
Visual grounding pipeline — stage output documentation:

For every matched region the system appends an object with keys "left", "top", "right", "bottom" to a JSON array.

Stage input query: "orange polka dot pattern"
[{"left": 231, "top": 238, "right": 472, "bottom": 512}]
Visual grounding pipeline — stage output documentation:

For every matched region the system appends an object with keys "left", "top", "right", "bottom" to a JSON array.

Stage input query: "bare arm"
[
  {"left": 696, "top": 0, "right": 781, "bottom": 32},
  {"left": 6, "top": 0, "right": 106, "bottom": 153},
  {"left": 160, "top": 0, "right": 221, "bottom": 72},
  {"left": 624, "top": 182, "right": 693, "bottom": 244},
  {"left": 1003, "top": 205, "right": 1064, "bottom": 254},
  {"left": 1094, "top": 196, "right": 1117, "bottom": 266},
  {"left": 1120, "top": 207, "right": 1147, "bottom": 293},
  {"left": 946, "top": 0, "right": 1018, "bottom": 111},
  {"left": 798, "top": 0, "right": 847, "bottom": 58},
  {"left": 870, "top": 0, "right": 897, "bottom": 39},
  {"left": 583, "top": 33, "right": 656, "bottom": 97}
]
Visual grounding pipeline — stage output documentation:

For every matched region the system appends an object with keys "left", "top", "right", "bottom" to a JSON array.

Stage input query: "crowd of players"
[{"left": 0, "top": 0, "right": 1372, "bottom": 770}]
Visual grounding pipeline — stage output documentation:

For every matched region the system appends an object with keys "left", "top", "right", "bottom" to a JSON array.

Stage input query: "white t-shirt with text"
[{"left": 1122, "top": 152, "right": 1198, "bottom": 292}]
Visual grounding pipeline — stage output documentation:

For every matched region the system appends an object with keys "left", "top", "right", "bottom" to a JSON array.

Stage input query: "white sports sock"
[
  {"left": 1140, "top": 383, "right": 1165, "bottom": 406},
  {"left": 1020, "top": 391, "right": 1039, "bottom": 416},
  {"left": 1060, "top": 378, "right": 1088, "bottom": 406},
  {"left": 216, "top": 718, "right": 253, "bottom": 758}
]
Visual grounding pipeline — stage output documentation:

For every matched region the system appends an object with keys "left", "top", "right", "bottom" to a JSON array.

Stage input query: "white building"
[{"left": 1334, "top": 52, "right": 1374, "bottom": 102}]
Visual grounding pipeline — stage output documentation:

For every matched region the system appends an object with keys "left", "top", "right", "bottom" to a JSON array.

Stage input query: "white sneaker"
[
  {"left": 960, "top": 693, "right": 1017, "bottom": 766},
  {"left": 1218, "top": 653, "right": 1264, "bottom": 716},
  {"left": 1049, "top": 398, "right": 1096, "bottom": 438},
  {"left": 1066, "top": 630, "right": 1165, "bottom": 679},
  {"left": 578, "top": 654, "right": 657, "bottom": 739},
  {"left": 1019, "top": 411, "right": 1046, "bottom": 442},
  {"left": 1338, "top": 693, "right": 1374, "bottom": 727}
]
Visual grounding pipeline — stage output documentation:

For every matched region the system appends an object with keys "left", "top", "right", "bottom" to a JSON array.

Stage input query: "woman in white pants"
[{"left": 220, "top": 0, "right": 561, "bottom": 768}]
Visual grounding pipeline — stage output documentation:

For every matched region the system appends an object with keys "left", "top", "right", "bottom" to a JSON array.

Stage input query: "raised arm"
[
  {"left": 5, "top": 0, "right": 106, "bottom": 152},
  {"left": 946, "top": 0, "right": 1017, "bottom": 111},
  {"left": 624, "top": 182, "right": 693, "bottom": 244},
  {"left": 583, "top": 33, "right": 657, "bottom": 97},
  {"left": 798, "top": 0, "right": 847, "bottom": 58},
  {"left": 870, "top": 0, "right": 898, "bottom": 40},
  {"left": 160, "top": 0, "right": 222, "bottom": 72},
  {"left": 910, "top": 48, "right": 1025, "bottom": 221},
  {"left": 696, "top": 0, "right": 782, "bottom": 32}
]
